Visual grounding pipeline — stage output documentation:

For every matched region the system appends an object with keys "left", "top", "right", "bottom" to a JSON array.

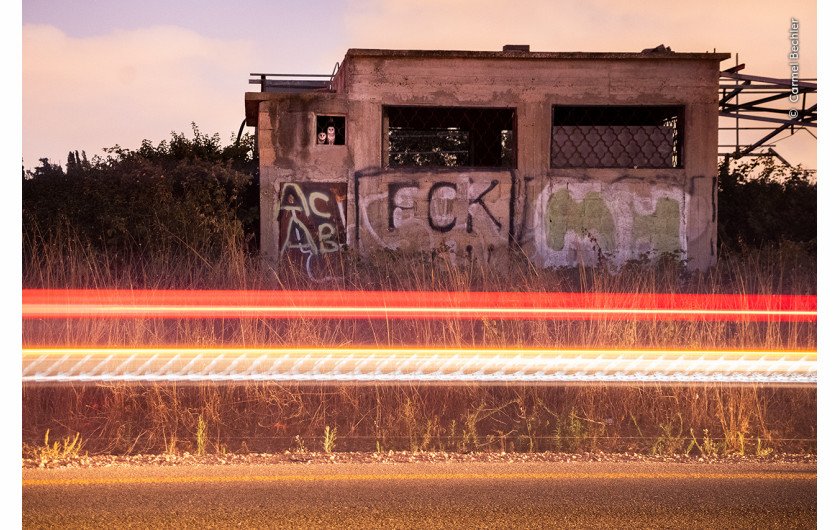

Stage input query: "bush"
[
  {"left": 23, "top": 134, "right": 817, "bottom": 269},
  {"left": 717, "top": 157, "right": 816, "bottom": 249},
  {"left": 22, "top": 124, "right": 259, "bottom": 258}
]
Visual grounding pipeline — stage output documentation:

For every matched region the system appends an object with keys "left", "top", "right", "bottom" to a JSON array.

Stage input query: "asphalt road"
[{"left": 23, "top": 461, "right": 816, "bottom": 528}]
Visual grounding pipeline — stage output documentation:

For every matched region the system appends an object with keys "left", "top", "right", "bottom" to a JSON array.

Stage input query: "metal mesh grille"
[
  {"left": 551, "top": 106, "right": 683, "bottom": 169},
  {"left": 385, "top": 106, "right": 515, "bottom": 168},
  {"left": 316, "top": 115, "right": 346, "bottom": 145}
]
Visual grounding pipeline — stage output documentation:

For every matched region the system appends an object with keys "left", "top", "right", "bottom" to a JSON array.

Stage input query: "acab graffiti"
[{"left": 277, "top": 182, "right": 347, "bottom": 277}]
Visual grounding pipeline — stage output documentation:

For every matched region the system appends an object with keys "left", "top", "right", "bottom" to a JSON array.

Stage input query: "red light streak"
[
  {"left": 22, "top": 289, "right": 817, "bottom": 322},
  {"left": 22, "top": 346, "right": 818, "bottom": 360}
]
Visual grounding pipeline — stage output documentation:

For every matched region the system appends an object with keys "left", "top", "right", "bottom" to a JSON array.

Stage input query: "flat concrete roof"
[
  {"left": 345, "top": 48, "right": 731, "bottom": 61},
  {"left": 246, "top": 47, "right": 731, "bottom": 125}
]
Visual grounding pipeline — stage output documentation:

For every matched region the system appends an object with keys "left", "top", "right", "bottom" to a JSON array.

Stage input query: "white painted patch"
[{"left": 360, "top": 191, "right": 392, "bottom": 250}]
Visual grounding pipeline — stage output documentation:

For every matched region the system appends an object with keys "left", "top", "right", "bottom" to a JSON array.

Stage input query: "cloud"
[
  {"left": 23, "top": 24, "right": 255, "bottom": 167},
  {"left": 343, "top": 0, "right": 817, "bottom": 168},
  {"left": 344, "top": 0, "right": 815, "bottom": 74}
]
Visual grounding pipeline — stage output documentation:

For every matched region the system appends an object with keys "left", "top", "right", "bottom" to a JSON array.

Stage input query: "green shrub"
[
  {"left": 717, "top": 157, "right": 816, "bottom": 248},
  {"left": 22, "top": 124, "right": 259, "bottom": 259}
]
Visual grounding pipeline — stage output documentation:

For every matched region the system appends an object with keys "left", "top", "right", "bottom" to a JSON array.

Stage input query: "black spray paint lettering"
[
  {"left": 386, "top": 179, "right": 502, "bottom": 234},
  {"left": 466, "top": 244, "right": 495, "bottom": 264},
  {"left": 428, "top": 182, "right": 457, "bottom": 232},
  {"left": 387, "top": 181, "right": 419, "bottom": 231},
  {"left": 467, "top": 178, "right": 501, "bottom": 233}
]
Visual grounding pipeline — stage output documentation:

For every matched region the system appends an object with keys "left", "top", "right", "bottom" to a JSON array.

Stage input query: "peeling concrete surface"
[{"left": 246, "top": 48, "right": 725, "bottom": 276}]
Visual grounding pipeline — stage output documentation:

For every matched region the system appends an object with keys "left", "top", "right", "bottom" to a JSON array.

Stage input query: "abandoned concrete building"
[{"left": 245, "top": 46, "right": 729, "bottom": 276}]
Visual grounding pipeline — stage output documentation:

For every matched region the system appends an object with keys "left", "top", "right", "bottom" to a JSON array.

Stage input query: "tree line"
[
  {"left": 23, "top": 127, "right": 816, "bottom": 259},
  {"left": 23, "top": 125, "right": 259, "bottom": 258},
  {"left": 716, "top": 156, "right": 816, "bottom": 250}
]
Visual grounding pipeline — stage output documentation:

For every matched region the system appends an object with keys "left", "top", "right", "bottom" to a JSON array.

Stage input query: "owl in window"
[
  {"left": 317, "top": 132, "right": 327, "bottom": 144},
  {"left": 327, "top": 126, "right": 336, "bottom": 145}
]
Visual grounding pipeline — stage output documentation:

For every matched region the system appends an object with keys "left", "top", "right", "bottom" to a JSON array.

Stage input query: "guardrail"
[{"left": 249, "top": 63, "right": 341, "bottom": 93}]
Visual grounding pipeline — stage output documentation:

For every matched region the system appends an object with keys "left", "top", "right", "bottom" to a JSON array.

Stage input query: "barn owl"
[
  {"left": 317, "top": 132, "right": 327, "bottom": 144},
  {"left": 327, "top": 126, "right": 336, "bottom": 145}
]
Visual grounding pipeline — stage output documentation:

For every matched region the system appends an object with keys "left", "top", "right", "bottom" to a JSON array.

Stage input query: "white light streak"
[{"left": 22, "top": 347, "right": 816, "bottom": 385}]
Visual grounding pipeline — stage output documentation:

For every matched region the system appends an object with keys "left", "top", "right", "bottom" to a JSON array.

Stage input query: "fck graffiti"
[{"left": 387, "top": 178, "right": 502, "bottom": 233}]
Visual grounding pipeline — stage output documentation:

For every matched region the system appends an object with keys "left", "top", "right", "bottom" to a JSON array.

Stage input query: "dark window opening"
[
  {"left": 316, "top": 115, "right": 345, "bottom": 145},
  {"left": 551, "top": 106, "right": 684, "bottom": 169},
  {"left": 384, "top": 106, "right": 516, "bottom": 168}
]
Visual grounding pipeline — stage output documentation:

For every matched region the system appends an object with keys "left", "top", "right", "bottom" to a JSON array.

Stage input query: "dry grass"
[
  {"left": 22, "top": 230, "right": 817, "bottom": 456},
  {"left": 22, "top": 382, "right": 816, "bottom": 456}
]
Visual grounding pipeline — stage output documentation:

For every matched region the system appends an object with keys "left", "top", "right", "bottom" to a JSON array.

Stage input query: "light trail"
[
  {"left": 22, "top": 347, "right": 817, "bottom": 384},
  {"left": 22, "top": 289, "right": 817, "bottom": 322}
]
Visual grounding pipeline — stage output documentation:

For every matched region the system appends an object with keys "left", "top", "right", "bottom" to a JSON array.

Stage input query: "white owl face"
[
  {"left": 317, "top": 132, "right": 327, "bottom": 144},
  {"left": 327, "top": 126, "right": 335, "bottom": 135}
]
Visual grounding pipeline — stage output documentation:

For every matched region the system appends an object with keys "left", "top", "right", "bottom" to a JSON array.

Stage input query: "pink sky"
[{"left": 22, "top": 0, "right": 818, "bottom": 170}]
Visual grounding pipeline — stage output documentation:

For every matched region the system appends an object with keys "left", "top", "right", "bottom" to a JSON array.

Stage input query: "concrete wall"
[
  {"left": 246, "top": 49, "right": 727, "bottom": 276},
  {"left": 355, "top": 168, "right": 512, "bottom": 266}
]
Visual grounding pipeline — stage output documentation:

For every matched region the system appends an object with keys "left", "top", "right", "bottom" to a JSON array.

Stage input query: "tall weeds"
[
  {"left": 22, "top": 383, "right": 816, "bottom": 456},
  {"left": 22, "top": 229, "right": 816, "bottom": 456}
]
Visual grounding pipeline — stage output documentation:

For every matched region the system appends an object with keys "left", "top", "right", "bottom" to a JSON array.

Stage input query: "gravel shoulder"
[{"left": 23, "top": 450, "right": 816, "bottom": 470}]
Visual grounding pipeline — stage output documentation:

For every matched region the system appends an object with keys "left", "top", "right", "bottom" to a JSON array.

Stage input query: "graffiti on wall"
[
  {"left": 537, "top": 180, "right": 685, "bottom": 268},
  {"left": 273, "top": 174, "right": 691, "bottom": 273},
  {"left": 632, "top": 197, "right": 681, "bottom": 255},
  {"left": 545, "top": 190, "right": 616, "bottom": 252},
  {"left": 356, "top": 171, "right": 510, "bottom": 264},
  {"left": 277, "top": 182, "right": 347, "bottom": 278}
]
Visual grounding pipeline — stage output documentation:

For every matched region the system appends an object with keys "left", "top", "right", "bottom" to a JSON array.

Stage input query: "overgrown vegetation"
[
  {"left": 21, "top": 383, "right": 815, "bottom": 456},
  {"left": 22, "top": 429, "right": 84, "bottom": 466},
  {"left": 21, "top": 134, "right": 817, "bottom": 458},
  {"left": 717, "top": 157, "right": 816, "bottom": 249},
  {"left": 23, "top": 124, "right": 259, "bottom": 258},
  {"left": 323, "top": 426, "right": 337, "bottom": 453}
]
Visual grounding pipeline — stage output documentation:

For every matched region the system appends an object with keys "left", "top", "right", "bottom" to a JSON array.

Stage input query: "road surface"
[{"left": 23, "top": 461, "right": 816, "bottom": 528}]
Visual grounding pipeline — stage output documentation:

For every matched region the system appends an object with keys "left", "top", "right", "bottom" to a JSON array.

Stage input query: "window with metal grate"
[
  {"left": 551, "top": 106, "right": 684, "bottom": 169},
  {"left": 383, "top": 106, "right": 516, "bottom": 168},
  {"left": 316, "top": 116, "right": 346, "bottom": 145}
]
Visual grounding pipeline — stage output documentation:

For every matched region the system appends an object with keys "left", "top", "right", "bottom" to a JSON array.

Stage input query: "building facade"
[{"left": 245, "top": 47, "right": 728, "bottom": 276}]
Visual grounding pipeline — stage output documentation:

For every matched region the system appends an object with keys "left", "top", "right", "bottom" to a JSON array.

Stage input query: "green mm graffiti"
[
  {"left": 545, "top": 190, "right": 681, "bottom": 255},
  {"left": 545, "top": 190, "right": 616, "bottom": 252},
  {"left": 632, "top": 197, "right": 681, "bottom": 254}
]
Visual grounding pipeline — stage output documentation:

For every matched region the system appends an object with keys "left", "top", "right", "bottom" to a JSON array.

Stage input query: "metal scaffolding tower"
[{"left": 719, "top": 63, "right": 816, "bottom": 166}]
